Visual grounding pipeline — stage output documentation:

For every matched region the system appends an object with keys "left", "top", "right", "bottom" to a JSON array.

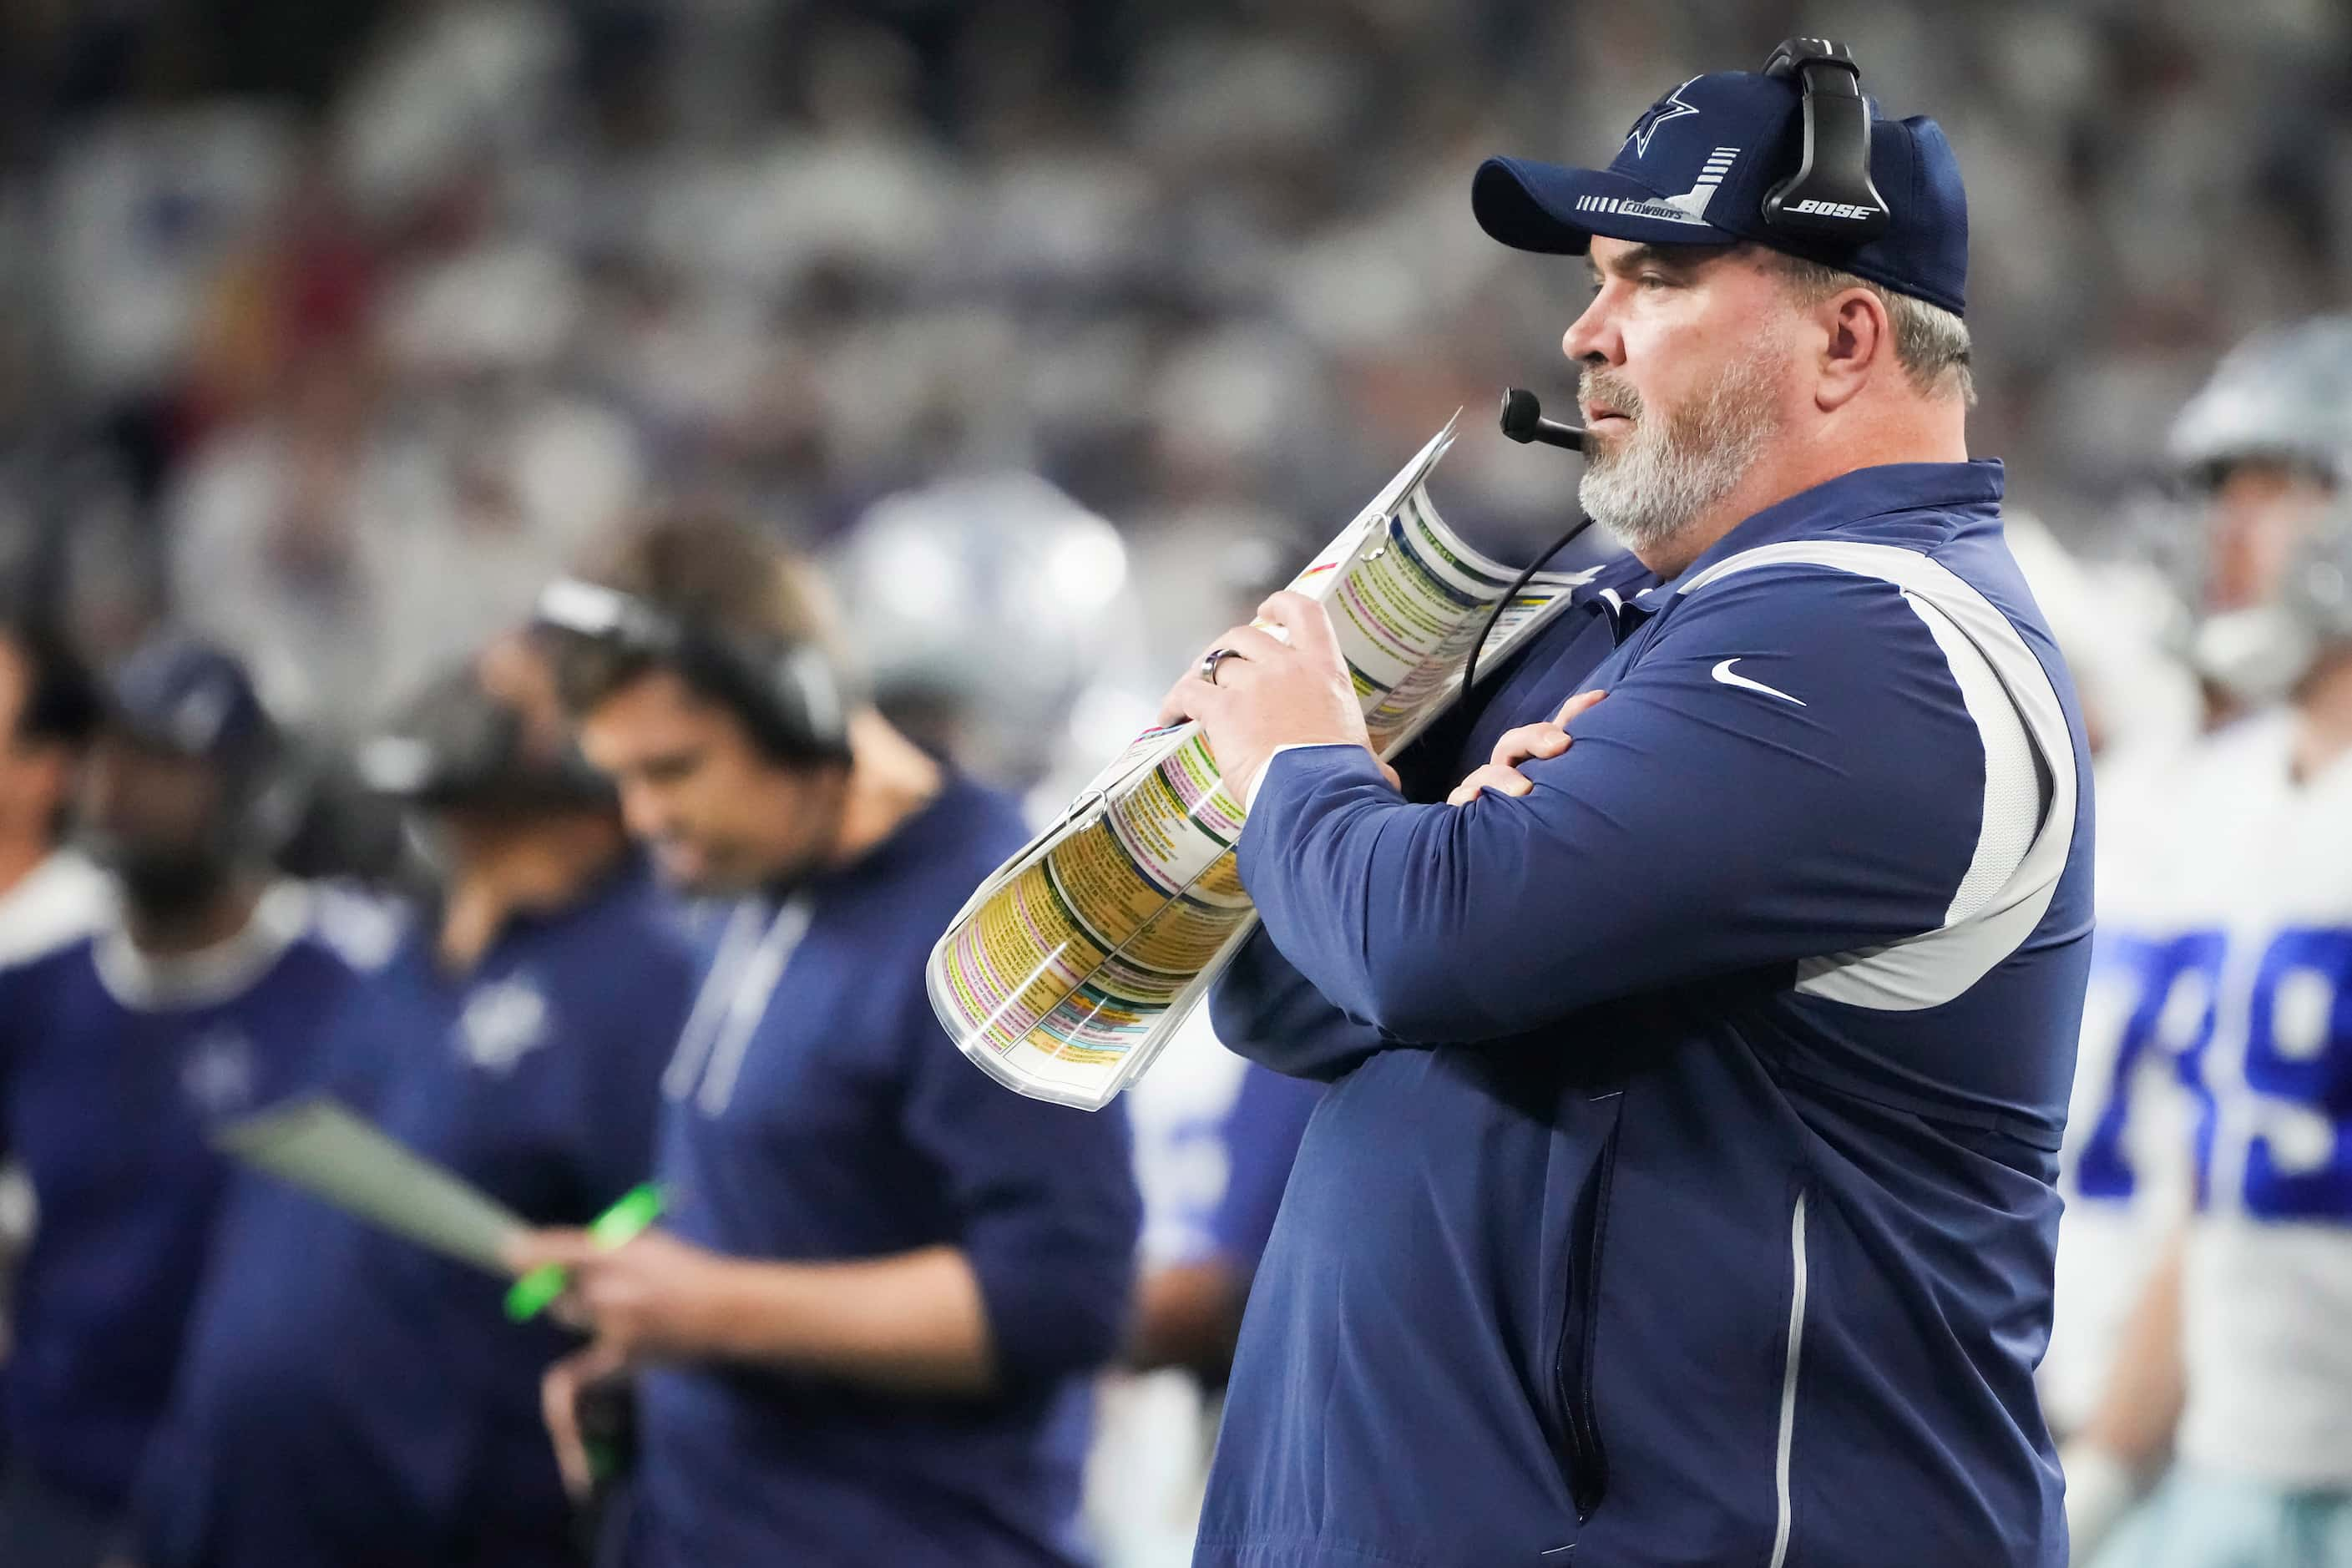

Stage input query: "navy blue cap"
[
  {"left": 1473, "top": 69, "right": 1969, "bottom": 316},
  {"left": 108, "top": 635, "right": 277, "bottom": 770}
]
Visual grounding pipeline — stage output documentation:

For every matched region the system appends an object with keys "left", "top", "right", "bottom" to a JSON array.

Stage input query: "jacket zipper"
[
  {"left": 1555, "top": 1120, "right": 1620, "bottom": 1522},
  {"left": 1768, "top": 1190, "right": 1811, "bottom": 1568}
]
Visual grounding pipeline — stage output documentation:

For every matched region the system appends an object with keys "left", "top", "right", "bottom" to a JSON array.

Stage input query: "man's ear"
[{"left": 1815, "top": 287, "right": 1890, "bottom": 413}]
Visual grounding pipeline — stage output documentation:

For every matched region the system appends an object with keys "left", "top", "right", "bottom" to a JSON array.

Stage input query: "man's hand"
[
  {"left": 504, "top": 1227, "right": 740, "bottom": 1363},
  {"left": 508, "top": 1227, "right": 743, "bottom": 1500},
  {"left": 1158, "top": 591, "right": 1388, "bottom": 803},
  {"left": 540, "top": 1336, "right": 630, "bottom": 1500},
  {"left": 1446, "top": 690, "right": 1606, "bottom": 805}
]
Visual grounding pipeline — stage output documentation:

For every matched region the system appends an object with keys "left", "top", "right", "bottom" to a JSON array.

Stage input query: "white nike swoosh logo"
[{"left": 1712, "top": 658, "right": 1806, "bottom": 706}]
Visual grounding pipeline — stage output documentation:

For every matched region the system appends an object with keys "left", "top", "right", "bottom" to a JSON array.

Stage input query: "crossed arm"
[{"left": 1175, "top": 574, "right": 1992, "bottom": 1052}]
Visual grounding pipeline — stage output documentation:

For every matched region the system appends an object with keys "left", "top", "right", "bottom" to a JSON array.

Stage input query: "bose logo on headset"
[{"left": 1786, "top": 199, "right": 1877, "bottom": 220}]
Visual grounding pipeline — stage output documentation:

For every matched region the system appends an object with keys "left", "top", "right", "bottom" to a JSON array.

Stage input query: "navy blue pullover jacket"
[
  {"left": 0, "top": 885, "right": 361, "bottom": 1516},
  {"left": 139, "top": 857, "right": 695, "bottom": 1568},
  {"left": 620, "top": 776, "right": 1141, "bottom": 1568},
  {"left": 1200, "top": 462, "right": 2092, "bottom": 1568}
]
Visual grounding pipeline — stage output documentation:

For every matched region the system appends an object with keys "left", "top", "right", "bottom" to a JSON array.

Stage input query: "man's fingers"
[
  {"left": 1162, "top": 623, "right": 1294, "bottom": 726},
  {"left": 503, "top": 1227, "right": 599, "bottom": 1277},
  {"left": 1479, "top": 692, "right": 1606, "bottom": 771},
  {"left": 1211, "top": 623, "right": 1294, "bottom": 665},
  {"left": 1252, "top": 591, "right": 1337, "bottom": 654},
  {"left": 1157, "top": 673, "right": 1213, "bottom": 729},
  {"left": 542, "top": 1358, "right": 587, "bottom": 1498},
  {"left": 1188, "top": 623, "right": 1292, "bottom": 688},
  {"left": 1447, "top": 764, "right": 1535, "bottom": 806},
  {"left": 543, "top": 1341, "right": 625, "bottom": 1500},
  {"left": 1490, "top": 722, "right": 1570, "bottom": 768},
  {"left": 1378, "top": 760, "right": 1402, "bottom": 792},
  {"left": 1555, "top": 688, "right": 1607, "bottom": 725}
]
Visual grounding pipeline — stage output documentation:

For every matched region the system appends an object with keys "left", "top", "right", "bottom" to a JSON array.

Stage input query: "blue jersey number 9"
[{"left": 2239, "top": 927, "right": 2352, "bottom": 1222}]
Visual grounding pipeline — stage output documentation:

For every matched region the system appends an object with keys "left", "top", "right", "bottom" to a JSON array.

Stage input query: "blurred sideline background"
[
  {"left": 1, "top": 0, "right": 2344, "bottom": 736},
  {"left": 0, "top": 3, "right": 2347, "bottom": 1565}
]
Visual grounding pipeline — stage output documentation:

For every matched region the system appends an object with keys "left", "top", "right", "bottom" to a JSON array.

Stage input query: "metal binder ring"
[{"left": 1199, "top": 647, "right": 1242, "bottom": 686}]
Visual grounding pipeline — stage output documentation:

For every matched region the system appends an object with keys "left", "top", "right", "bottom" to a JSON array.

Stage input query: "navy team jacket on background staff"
[
  {"left": 138, "top": 857, "right": 695, "bottom": 1568},
  {"left": 0, "top": 884, "right": 362, "bottom": 1534},
  {"left": 1199, "top": 463, "right": 2095, "bottom": 1568},
  {"left": 617, "top": 774, "right": 1141, "bottom": 1568}
]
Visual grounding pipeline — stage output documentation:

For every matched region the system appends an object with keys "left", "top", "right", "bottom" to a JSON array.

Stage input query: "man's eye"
[{"left": 1637, "top": 272, "right": 1671, "bottom": 290}]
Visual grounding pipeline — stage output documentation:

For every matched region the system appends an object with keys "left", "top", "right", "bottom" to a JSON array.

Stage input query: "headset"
[
  {"left": 1474, "top": 40, "right": 1888, "bottom": 691},
  {"left": 1759, "top": 37, "right": 1892, "bottom": 244},
  {"left": 357, "top": 668, "right": 617, "bottom": 810},
  {"left": 534, "top": 578, "right": 853, "bottom": 767}
]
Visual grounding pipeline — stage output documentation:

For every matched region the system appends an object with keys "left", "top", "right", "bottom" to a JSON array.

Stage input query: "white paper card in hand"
[{"left": 213, "top": 1096, "right": 525, "bottom": 1275}]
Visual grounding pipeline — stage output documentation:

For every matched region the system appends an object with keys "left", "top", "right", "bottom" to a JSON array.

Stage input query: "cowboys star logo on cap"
[
  {"left": 1469, "top": 60, "right": 1972, "bottom": 318},
  {"left": 1622, "top": 78, "right": 1701, "bottom": 159}
]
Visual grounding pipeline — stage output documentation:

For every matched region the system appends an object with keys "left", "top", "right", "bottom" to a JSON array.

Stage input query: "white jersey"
[
  {"left": 0, "top": 849, "right": 109, "bottom": 969},
  {"left": 1085, "top": 1008, "right": 1250, "bottom": 1568},
  {"left": 2042, "top": 741, "right": 2205, "bottom": 1435},
  {"left": 2142, "top": 710, "right": 2352, "bottom": 1485}
]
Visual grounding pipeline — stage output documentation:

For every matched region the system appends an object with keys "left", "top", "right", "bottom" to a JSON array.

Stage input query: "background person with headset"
[
  {"left": 0, "top": 636, "right": 368, "bottom": 1568},
  {"left": 514, "top": 511, "right": 1141, "bottom": 1568},
  {"left": 135, "top": 638, "right": 697, "bottom": 1568}
]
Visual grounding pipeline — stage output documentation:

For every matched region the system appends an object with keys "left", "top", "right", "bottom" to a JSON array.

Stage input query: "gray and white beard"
[{"left": 1576, "top": 342, "right": 1786, "bottom": 559}]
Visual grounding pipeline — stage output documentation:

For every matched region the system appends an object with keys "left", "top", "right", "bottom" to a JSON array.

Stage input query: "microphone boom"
[{"left": 1499, "top": 387, "right": 1586, "bottom": 453}]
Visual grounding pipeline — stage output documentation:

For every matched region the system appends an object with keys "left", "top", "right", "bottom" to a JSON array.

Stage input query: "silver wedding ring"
[{"left": 1199, "top": 647, "right": 1242, "bottom": 685}]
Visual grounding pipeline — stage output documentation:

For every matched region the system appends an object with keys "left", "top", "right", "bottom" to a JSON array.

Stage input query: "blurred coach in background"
[
  {"left": 138, "top": 640, "right": 695, "bottom": 1568},
  {"left": 516, "top": 512, "right": 1140, "bottom": 1568},
  {"left": 0, "top": 638, "right": 362, "bottom": 1568}
]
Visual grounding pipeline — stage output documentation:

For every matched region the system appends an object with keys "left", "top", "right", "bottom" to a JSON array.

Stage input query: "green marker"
[{"left": 504, "top": 1183, "right": 663, "bottom": 1323}]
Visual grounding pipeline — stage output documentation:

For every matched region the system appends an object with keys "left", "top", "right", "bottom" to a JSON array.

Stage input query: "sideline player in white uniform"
[
  {"left": 2044, "top": 326, "right": 2352, "bottom": 1474},
  {"left": 2072, "top": 321, "right": 2352, "bottom": 1566},
  {"left": 2031, "top": 517, "right": 2202, "bottom": 1443}
]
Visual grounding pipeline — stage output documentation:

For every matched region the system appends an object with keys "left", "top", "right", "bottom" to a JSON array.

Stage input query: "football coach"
[{"left": 1161, "top": 44, "right": 2095, "bottom": 1568}]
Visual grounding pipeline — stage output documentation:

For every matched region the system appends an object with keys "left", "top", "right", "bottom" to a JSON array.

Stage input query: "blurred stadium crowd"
[
  {"left": 0, "top": 0, "right": 2347, "bottom": 717},
  {"left": 0, "top": 1, "right": 2349, "bottom": 1566}
]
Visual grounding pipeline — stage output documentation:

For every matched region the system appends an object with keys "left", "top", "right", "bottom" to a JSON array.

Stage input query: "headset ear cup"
[
  {"left": 539, "top": 578, "right": 854, "bottom": 767},
  {"left": 685, "top": 632, "right": 852, "bottom": 766},
  {"left": 1758, "top": 39, "right": 1892, "bottom": 244},
  {"left": 553, "top": 735, "right": 615, "bottom": 803},
  {"left": 779, "top": 646, "right": 849, "bottom": 756},
  {"left": 240, "top": 761, "right": 310, "bottom": 862}
]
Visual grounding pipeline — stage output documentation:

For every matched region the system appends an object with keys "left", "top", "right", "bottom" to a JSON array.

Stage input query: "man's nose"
[
  {"left": 1561, "top": 292, "right": 1620, "bottom": 368},
  {"left": 617, "top": 780, "right": 671, "bottom": 844}
]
